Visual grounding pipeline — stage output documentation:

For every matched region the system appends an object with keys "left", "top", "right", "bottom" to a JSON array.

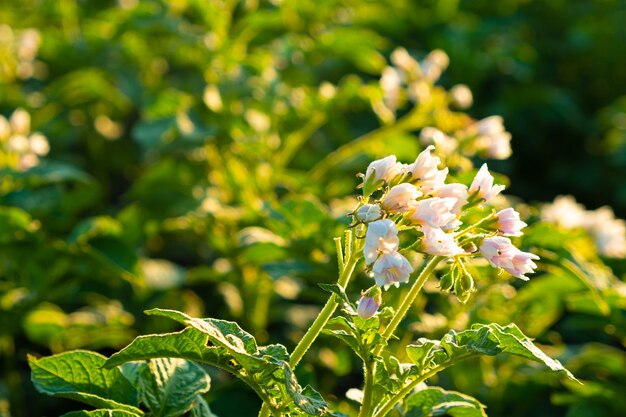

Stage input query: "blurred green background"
[{"left": 1, "top": 0, "right": 626, "bottom": 416}]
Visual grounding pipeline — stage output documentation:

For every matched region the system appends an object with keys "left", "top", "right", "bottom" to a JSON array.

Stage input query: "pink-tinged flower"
[
  {"left": 496, "top": 208, "right": 527, "bottom": 237},
  {"left": 372, "top": 251, "right": 414, "bottom": 289},
  {"left": 356, "top": 204, "right": 383, "bottom": 223},
  {"left": 469, "top": 164, "right": 505, "bottom": 202},
  {"left": 410, "top": 197, "right": 459, "bottom": 229},
  {"left": 485, "top": 132, "right": 512, "bottom": 159},
  {"left": 479, "top": 236, "right": 516, "bottom": 267},
  {"left": 475, "top": 116, "right": 505, "bottom": 136},
  {"left": 421, "top": 226, "right": 464, "bottom": 256},
  {"left": 357, "top": 296, "right": 380, "bottom": 319},
  {"left": 433, "top": 183, "right": 468, "bottom": 215},
  {"left": 407, "top": 145, "right": 441, "bottom": 182},
  {"left": 418, "top": 167, "right": 448, "bottom": 194},
  {"left": 504, "top": 251, "right": 539, "bottom": 281},
  {"left": 363, "top": 155, "right": 404, "bottom": 195},
  {"left": 363, "top": 219, "right": 399, "bottom": 265},
  {"left": 382, "top": 183, "right": 421, "bottom": 213},
  {"left": 479, "top": 237, "right": 539, "bottom": 280}
]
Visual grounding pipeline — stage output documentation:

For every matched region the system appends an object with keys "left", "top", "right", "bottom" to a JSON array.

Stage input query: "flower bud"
[
  {"left": 357, "top": 296, "right": 380, "bottom": 319},
  {"left": 438, "top": 271, "right": 454, "bottom": 292},
  {"left": 449, "top": 84, "right": 473, "bottom": 109},
  {"left": 356, "top": 204, "right": 383, "bottom": 223}
]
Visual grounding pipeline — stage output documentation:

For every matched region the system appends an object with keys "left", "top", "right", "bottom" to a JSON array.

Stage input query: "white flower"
[
  {"left": 469, "top": 164, "right": 505, "bottom": 202},
  {"left": 583, "top": 207, "right": 626, "bottom": 258},
  {"left": 495, "top": 208, "right": 527, "bottom": 237},
  {"left": 421, "top": 49, "right": 449, "bottom": 82},
  {"left": 381, "top": 66, "right": 403, "bottom": 111},
  {"left": 419, "top": 127, "right": 457, "bottom": 155},
  {"left": 7, "top": 135, "right": 30, "bottom": 153},
  {"left": 363, "top": 155, "right": 404, "bottom": 195},
  {"left": 410, "top": 197, "right": 459, "bottom": 229},
  {"left": 382, "top": 183, "right": 421, "bottom": 213},
  {"left": 432, "top": 183, "right": 468, "bottom": 215},
  {"left": 421, "top": 226, "right": 464, "bottom": 256},
  {"left": 479, "top": 236, "right": 539, "bottom": 280},
  {"left": 476, "top": 116, "right": 505, "bottom": 136},
  {"left": 356, "top": 204, "right": 383, "bottom": 223},
  {"left": 10, "top": 108, "right": 30, "bottom": 136},
  {"left": 541, "top": 195, "right": 586, "bottom": 229},
  {"left": 407, "top": 145, "right": 441, "bottom": 182},
  {"left": 450, "top": 84, "right": 473, "bottom": 109},
  {"left": 372, "top": 251, "right": 414, "bottom": 289},
  {"left": 419, "top": 168, "right": 448, "bottom": 194},
  {"left": 29, "top": 132, "right": 49, "bottom": 156},
  {"left": 363, "top": 219, "right": 400, "bottom": 265}
]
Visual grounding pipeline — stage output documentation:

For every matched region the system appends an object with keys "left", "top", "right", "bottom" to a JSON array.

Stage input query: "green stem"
[
  {"left": 373, "top": 256, "right": 443, "bottom": 356},
  {"left": 358, "top": 359, "right": 376, "bottom": 417},
  {"left": 289, "top": 251, "right": 359, "bottom": 367},
  {"left": 373, "top": 353, "right": 472, "bottom": 417},
  {"left": 259, "top": 234, "right": 361, "bottom": 417}
]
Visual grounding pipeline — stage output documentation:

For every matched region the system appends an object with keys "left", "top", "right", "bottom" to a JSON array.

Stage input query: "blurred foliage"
[{"left": 0, "top": 0, "right": 625, "bottom": 417}]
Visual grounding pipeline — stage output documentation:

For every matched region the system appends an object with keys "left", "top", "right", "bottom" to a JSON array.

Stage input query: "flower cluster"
[
  {"left": 542, "top": 195, "right": 626, "bottom": 258},
  {"left": 418, "top": 116, "right": 512, "bottom": 161},
  {"left": 355, "top": 147, "right": 539, "bottom": 299},
  {"left": 0, "top": 25, "right": 42, "bottom": 81},
  {"left": 0, "top": 108, "right": 50, "bottom": 171},
  {"left": 377, "top": 48, "right": 451, "bottom": 119}
]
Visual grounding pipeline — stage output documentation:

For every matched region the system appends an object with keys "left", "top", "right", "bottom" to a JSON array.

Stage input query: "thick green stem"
[
  {"left": 358, "top": 359, "right": 376, "bottom": 417},
  {"left": 289, "top": 252, "right": 359, "bottom": 367},
  {"left": 374, "top": 256, "right": 443, "bottom": 356}
]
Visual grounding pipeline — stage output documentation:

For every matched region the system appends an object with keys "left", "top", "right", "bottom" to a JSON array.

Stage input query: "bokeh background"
[{"left": 1, "top": 1, "right": 626, "bottom": 416}]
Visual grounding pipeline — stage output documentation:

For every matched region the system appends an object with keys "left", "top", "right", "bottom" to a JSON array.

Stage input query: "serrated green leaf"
[
  {"left": 137, "top": 358, "right": 211, "bottom": 417},
  {"left": 28, "top": 351, "right": 142, "bottom": 415},
  {"left": 406, "top": 323, "right": 577, "bottom": 382},
  {"left": 61, "top": 410, "right": 142, "bottom": 417},
  {"left": 403, "top": 386, "right": 487, "bottom": 417},
  {"left": 106, "top": 309, "right": 329, "bottom": 416}
]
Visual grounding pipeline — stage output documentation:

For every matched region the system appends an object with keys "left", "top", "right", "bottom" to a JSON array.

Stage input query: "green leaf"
[
  {"left": 28, "top": 351, "right": 143, "bottom": 415},
  {"left": 403, "top": 386, "right": 487, "bottom": 417},
  {"left": 106, "top": 309, "right": 328, "bottom": 416},
  {"left": 61, "top": 410, "right": 142, "bottom": 417},
  {"left": 189, "top": 396, "right": 219, "bottom": 417},
  {"left": 136, "top": 358, "right": 211, "bottom": 417},
  {"left": 406, "top": 323, "right": 577, "bottom": 382}
]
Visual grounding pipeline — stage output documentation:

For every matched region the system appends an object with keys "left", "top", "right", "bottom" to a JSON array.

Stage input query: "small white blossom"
[
  {"left": 432, "top": 183, "right": 468, "bottom": 215},
  {"left": 356, "top": 204, "right": 383, "bottom": 223},
  {"left": 469, "top": 164, "right": 505, "bottom": 202},
  {"left": 382, "top": 183, "right": 421, "bottom": 213},
  {"left": 364, "top": 219, "right": 400, "bottom": 265},
  {"left": 410, "top": 197, "right": 459, "bottom": 229},
  {"left": 449, "top": 84, "right": 473, "bottom": 109},
  {"left": 407, "top": 145, "right": 441, "bottom": 182},
  {"left": 363, "top": 155, "right": 404, "bottom": 194},
  {"left": 372, "top": 251, "right": 414, "bottom": 289},
  {"left": 496, "top": 208, "right": 527, "bottom": 237},
  {"left": 479, "top": 237, "right": 539, "bottom": 280},
  {"left": 421, "top": 226, "right": 464, "bottom": 257}
]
